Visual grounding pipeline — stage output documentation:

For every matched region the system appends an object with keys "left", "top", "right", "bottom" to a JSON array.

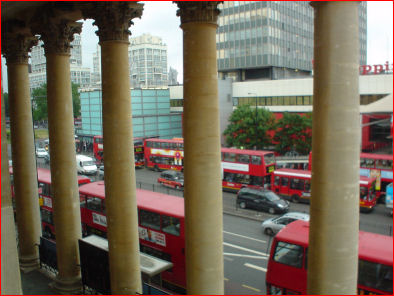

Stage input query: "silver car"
[{"left": 261, "top": 212, "right": 310, "bottom": 236}]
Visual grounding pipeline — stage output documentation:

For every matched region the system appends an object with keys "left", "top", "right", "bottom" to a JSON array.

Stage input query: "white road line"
[
  {"left": 223, "top": 256, "right": 234, "bottom": 262},
  {"left": 224, "top": 252, "right": 267, "bottom": 260},
  {"left": 242, "top": 284, "right": 261, "bottom": 292},
  {"left": 223, "top": 242, "right": 269, "bottom": 256},
  {"left": 223, "top": 230, "right": 267, "bottom": 244},
  {"left": 244, "top": 263, "right": 267, "bottom": 272}
]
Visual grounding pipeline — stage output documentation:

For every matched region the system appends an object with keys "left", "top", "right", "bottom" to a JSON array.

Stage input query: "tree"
[
  {"left": 273, "top": 113, "right": 312, "bottom": 155},
  {"left": 31, "top": 82, "right": 81, "bottom": 121},
  {"left": 223, "top": 104, "right": 275, "bottom": 150}
]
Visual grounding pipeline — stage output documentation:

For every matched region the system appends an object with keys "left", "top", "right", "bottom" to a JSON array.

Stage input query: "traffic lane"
[{"left": 223, "top": 213, "right": 271, "bottom": 294}]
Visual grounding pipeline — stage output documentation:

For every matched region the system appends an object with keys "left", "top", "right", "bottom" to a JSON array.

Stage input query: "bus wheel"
[
  {"left": 239, "top": 202, "right": 246, "bottom": 209},
  {"left": 291, "top": 194, "right": 300, "bottom": 203},
  {"left": 264, "top": 228, "right": 274, "bottom": 236}
]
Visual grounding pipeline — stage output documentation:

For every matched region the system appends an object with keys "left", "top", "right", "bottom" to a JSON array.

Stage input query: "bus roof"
[
  {"left": 35, "top": 167, "right": 90, "bottom": 185},
  {"left": 78, "top": 181, "right": 184, "bottom": 218},
  {"left": 221, "top": 147, "right": 275, "bottom": 156},
  {"left": 276, "top": 220, "right": 393, "bottom": 266},
  {"left": 360, "top": 153, "right": 393, "bottom": 161}
]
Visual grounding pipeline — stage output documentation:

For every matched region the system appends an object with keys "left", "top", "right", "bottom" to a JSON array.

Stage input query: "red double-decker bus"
[
  {"left": 271, "top": 168, "right": 380, "bottom": 212},
  {"left": 79, "top": 181, "right": 186, "bottom": 294},
  {"left": 93, "top": 135, "right": 145, "bottom": 168},
  {"left": 144, "top": 138, "right": 184, "bottom": 171},
  {"left": 221, "top": 147, "right": 276, "bottom": 191},
  {"left": 144, "top": 138, "right": 277, "bottom": 191},
  {"left": 308, "top": 152, "right": 393, "bottom": 194},
  {"left": 266, "top": 220, "right": 393, "bottom": 295},
  {"left": 9, "top": 167, "right": 91, "bottom": 239}
]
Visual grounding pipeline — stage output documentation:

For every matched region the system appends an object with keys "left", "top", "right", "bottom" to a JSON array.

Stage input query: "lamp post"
[{"left": 248, "top": 92, "right": 258, "bottom": 150}]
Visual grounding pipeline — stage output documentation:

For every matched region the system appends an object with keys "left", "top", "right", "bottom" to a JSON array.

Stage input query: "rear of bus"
[{"left": 266, "top": 220, "right": 308, "bottom": 294}]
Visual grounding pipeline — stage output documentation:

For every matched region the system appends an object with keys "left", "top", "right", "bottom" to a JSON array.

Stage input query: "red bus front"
[
  {"left": 359, "top": 176, "right": 380, "bottom": 212},
  {"left": 221, "top": 148, "right": 276, "bottom": 192},
  {"left": 79, "top": 182, "right": 186, "bottom": 294}
]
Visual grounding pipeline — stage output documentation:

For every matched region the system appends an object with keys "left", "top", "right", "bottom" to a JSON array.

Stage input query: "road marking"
[
  {"left": 223, "top": 230, "right": 266, "bottom": 244},
  {"left": 224, "top": 278, "right": 229, "bottom": 281},
  {"left": 223, "top": 242, "right": 269, "bottom": 256},
  {"left": 224, "top": 252, "right": 267, "bottom": 260},
  {"left": 242, "top": 284, "right": 261, "bottom": 292},
  {"left": 223, "top": 256, "right": 234, "bottom": 261},
  {"left": 244, "top": 263, "right": 267, "bottom": 272}
]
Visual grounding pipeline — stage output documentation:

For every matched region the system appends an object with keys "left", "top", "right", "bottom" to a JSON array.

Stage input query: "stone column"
[
  {"left": 1, "top": 78, "right": 23, "bottom": 294},
  {"left": 84, "top": 3, "right": 143, "bottom": 294},
  {"left": 37, "top": 20, "right": 83, "bottom": 294},
  {"left": 308, "top": 2, "right": 360, "bottom": 294},
  {"left": 176, "top": 2, "right": 224, "bottom": 294},
  {"left": 2, "top": 26, "right": 42, "bottom": 272}
]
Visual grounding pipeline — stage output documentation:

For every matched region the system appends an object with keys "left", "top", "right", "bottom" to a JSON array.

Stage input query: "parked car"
[
  {"left": 97, "top": 165, "right": 105, "bottom": 180},
  {"left": 261, "top": 212, "right": 310, "bottom": 236},
  {"left": 157, "top": 170, "right": 184, "bottom": 190},
  {"left": 44, "top": 153, "right": 50, "bottom": 164},
  {"left": 236, "top": 187, "right": 289, "bottom": 214},
  {"left": 36, "top": 148, "right": 48, "bottom": 158}
]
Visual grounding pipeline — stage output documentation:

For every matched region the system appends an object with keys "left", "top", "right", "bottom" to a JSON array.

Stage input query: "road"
[{"left": 22, "top": 154, "right": 394, "bottom": 294}]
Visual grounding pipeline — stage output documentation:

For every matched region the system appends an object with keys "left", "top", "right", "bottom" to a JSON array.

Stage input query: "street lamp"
[{"left": 248, "top": 92, "right": 258, "bottom": 150}]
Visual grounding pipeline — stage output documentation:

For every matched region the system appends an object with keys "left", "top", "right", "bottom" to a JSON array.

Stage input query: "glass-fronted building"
[
  {"left": 79, "top": 88, "right": 182, "bottom": 139},
  {"left": 216, "top": 1, "right": 367, "bottom": 81}
]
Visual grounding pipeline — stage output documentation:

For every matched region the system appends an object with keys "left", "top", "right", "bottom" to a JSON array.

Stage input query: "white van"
[{"left": 76, "top": 155, "right": 97, "bottom": 175}]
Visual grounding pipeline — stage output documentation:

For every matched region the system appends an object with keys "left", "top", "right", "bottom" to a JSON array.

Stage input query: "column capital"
[
  {"left": 1, "top": 21, "right": 38, "bottom": 64},
  {"left": 175, "top": 1, "right": 222, "bottom": 26},
  {"left": 34, "top": 17, "right": 82, "bottom": 55},
  {"left": 82, "top": 2, "right": 143, "bottom": 42}
]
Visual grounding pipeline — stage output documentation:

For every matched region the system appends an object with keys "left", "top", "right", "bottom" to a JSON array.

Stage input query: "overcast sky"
[{"left": 2, "top": 1, "right": 393, "bottom": 91}]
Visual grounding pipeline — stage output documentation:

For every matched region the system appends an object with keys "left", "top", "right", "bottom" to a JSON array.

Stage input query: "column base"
[
  {"left": 19, "top": 255, "right": 40, "bottom": 273},
  {"left": 49, "top": 275, "right": 82, "bottom": 295}
]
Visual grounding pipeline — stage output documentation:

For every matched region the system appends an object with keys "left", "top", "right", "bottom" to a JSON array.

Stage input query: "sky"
[{"left": 1, "top": 1, "right": 393, "bottom": 91}]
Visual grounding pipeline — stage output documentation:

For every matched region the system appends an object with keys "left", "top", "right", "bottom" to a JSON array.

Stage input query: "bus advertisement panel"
[
  {"left": 266, "top": 220, "right": 393, "bottom": 295},
  {"left": 271, "top": 168, "right": 380, "bottom": 212},
  {"left": 79, "top": 181, "right": 186, "bottom": 294}
]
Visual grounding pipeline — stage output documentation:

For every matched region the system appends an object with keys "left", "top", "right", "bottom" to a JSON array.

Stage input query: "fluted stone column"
[
  {"left": 308, "top": 2, "right": 360, "bottom": 294},
  {"left": 37, "top": 20, "right": 83, "bottom": 293},
  {"left": 1, "top": 79, "right": 23, "bottom": 294},
  {"left": 83, "top": 3, "right": 143, "bottom": 294},
  {"left": 176, "top": 2, "right": 224, "bottom": 294},
  {"left": 2, "top": 27, "right": 42, "bottom": 272}
]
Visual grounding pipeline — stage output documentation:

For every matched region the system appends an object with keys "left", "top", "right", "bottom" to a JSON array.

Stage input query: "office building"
[
  {"left": 29, "top": 34, "right": 91, "bottom": 91},
  {"left": 216, "top": 1, "right": 367, "bottom": 81}
]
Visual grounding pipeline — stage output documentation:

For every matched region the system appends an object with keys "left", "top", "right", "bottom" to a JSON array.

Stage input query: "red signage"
[{"left": 360, "top": 61, "right": 393, "bottom": 75}]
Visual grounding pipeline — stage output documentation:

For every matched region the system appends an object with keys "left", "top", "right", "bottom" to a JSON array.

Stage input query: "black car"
[
  {"left": 236, "top": 187, "right": 289, "bottom": 214},
  {"left": 44, "top": 153, "right": 50, "bottom": 164}
]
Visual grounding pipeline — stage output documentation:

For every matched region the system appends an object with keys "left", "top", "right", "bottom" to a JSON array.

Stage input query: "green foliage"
[
  {"left": 273, "top": 113, "right": 312, "bottom": 155},
  {"left": 31, "top": 82, "right": 81, "bottom": 121},
  {"left": 223, "top": 104, "right": 275, "bottom": 150}
]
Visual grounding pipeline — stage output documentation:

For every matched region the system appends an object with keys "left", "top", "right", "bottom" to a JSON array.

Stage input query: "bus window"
[
  {"left": 273, "top": 241, "right": 304, "bottom": 268},
  {"left": 290, "top": 179, "right": 305, "bottom": 191},
  {"left": 146, "top": 141, "right": 153, "bottom": 148},
  {"left": 86, "top": 196, "right": 103, "bottom": 212},
  {"left": 223, "top": 153, "right": 236, "bottom": 162},
  {"left": 281, "top": 177, "right": 289, "bottom": 187},
  {"left": 234, "top": 174, "right": 250, "bottom": 185},
  {"left": 264, "top": 153, "right": 276, "bottom": 166},
  {"left": 39, "top": 182, "right": 51, "bottom": 196},
  {"left": 251, "top": 155, "right": 261, "bottom": 165},
  {"left": 140, "top": 210, "right": 161, "bottom": 230},
  {"left": 251, "top": 176, "right": 263, "bottom": 186},
  {"left": 360, "top": 187, "right": 368, "bottom": 200},
  {"left": 80, "top": 195, "right": 86, "bottom": 208},
  {"left": 358, "top": 260, "right": 393, "bottom": 294},
  {"left": 162, "top": 215, "right": 180, "bottom": 236},
  {"left": 224, "top": 172, "right": 235, "bottom": 182},
  {"left": 237, "top": 154, "right": 250, "bottom": 164},
  {"left": 305, "top": 180, "right": 311, "bottom": 192},
  {"left": 274, "top": 176, "right": 280, "bottom": 186},
  {"left": 41, "top": 208, "right": 53, "bottom": 225}
]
